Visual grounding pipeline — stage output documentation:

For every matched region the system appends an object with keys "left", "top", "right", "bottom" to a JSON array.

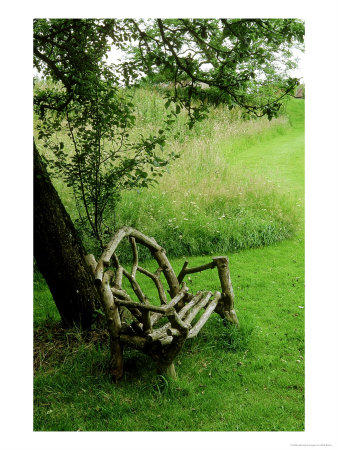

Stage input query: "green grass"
[
  {"left": 229, "top": 99, "right": 304, "bottom": 199},
  {"left": 34, "top": 238, "right": 304, "bottom": 431},
  {"left": 34, "top": 95, "right": 304, "bottom": 431}
]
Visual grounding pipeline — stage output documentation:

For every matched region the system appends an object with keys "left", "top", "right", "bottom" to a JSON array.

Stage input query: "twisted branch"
[{"left": 85, "top": 227, "right": 239, "bottom": 380}]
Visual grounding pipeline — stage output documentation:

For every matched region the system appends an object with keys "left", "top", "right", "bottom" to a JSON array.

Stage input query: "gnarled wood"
[
  {"left": 137, "top": 266, "right": 168, "bottom": 305},
  {"left": 86, "top": 227, "right": 239, "bottom": 380}
]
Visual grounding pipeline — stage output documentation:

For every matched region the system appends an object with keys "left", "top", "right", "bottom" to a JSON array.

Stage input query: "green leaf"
[
  {"left": 136, "top": 169, "right": 148, "bottom": 178},
  {"left": 164, "top": 99, "right": 172, "bottom": 109}
]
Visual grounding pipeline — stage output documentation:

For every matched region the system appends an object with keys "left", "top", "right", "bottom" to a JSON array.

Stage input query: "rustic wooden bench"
[{"left": 85, "top": 226, "right": 239, "bottom": 380}]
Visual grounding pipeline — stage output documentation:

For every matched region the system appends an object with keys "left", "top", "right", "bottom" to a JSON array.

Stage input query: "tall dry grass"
[
  {"left": 112, "top": 88, "right": 297, "bottom": 260},
  {"left": 34, "top": 82, "right": 297, "bottom": 258}
]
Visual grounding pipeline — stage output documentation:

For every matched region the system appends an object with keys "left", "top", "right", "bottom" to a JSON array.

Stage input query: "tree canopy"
[
  {"left": 34, "top": 18, "right": 304, "bottom": 116},
  {"left": 125, "top": 19, "right": 304, "bottom": 119}
]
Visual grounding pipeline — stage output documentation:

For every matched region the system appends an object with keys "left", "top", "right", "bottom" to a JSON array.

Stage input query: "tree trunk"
[{"left": 34, "top": 141, "right": 101, "bottom": 329}]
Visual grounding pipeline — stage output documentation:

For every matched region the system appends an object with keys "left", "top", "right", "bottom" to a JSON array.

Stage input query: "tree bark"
[{"left": 34, "top": 141, "right": 101, "bottom": 329}]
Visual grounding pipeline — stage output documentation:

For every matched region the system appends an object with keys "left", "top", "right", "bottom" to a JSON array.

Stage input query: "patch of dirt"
[{"left": 33, "top": 322, "right": 109, "bottom": 373}]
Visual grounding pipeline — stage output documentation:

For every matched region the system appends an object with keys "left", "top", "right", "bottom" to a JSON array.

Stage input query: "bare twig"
[
  {"left": 137, "top": 266, "right": 168, "bottom": 304},
  {"left": 178, "top": 260, "right": 216, "bottom": 283}
]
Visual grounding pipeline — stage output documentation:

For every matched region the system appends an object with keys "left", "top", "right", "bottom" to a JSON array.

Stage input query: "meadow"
[{"left": 33, "top": 90, "right": 305, "bottom": 431}]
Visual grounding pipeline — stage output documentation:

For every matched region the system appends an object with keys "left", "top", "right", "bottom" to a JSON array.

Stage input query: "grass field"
[
  {"left": 110, "top": 92, "right": 301, "bottom": 259},
  {"left": 33, "top": 96, "right": 305, "bottom": 431}
]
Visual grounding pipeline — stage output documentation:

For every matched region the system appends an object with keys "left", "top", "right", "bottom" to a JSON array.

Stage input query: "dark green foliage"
[{"left": 128, "top": 19, "right": 304, "bottom": 121}]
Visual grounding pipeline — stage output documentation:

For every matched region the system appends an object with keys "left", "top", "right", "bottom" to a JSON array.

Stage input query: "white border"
[{"left": 1, "top": 1, "right": 338, "bottom": 449}]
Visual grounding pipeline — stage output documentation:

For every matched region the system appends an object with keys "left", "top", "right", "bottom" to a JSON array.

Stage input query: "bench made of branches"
[{"left": 85, "top": 227, "right": 239, "bottom": 380}]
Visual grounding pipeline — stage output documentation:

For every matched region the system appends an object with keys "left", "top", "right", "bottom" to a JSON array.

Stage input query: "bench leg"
[
  {"left": 222, "top": 308, "right": 239, "bottom": 326},
  {"left": 110, "top": 337, "right": 124, "bottom": 381},
  {"left": 157, "top": 361, "right": 177, "bottom": 379},
  {"left": 213, "top": 256, "right": 239, "bottom": 326}
]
